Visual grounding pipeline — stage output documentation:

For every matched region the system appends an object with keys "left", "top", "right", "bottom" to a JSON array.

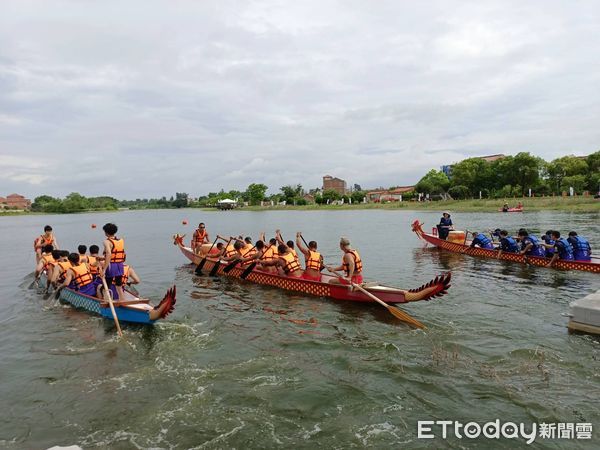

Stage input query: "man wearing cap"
[
  {"left": 436, "top": 212, "right": 453, "bottom": 240},
  {"left": 326, "top": 237, "right": 363, "bottom": 285}
]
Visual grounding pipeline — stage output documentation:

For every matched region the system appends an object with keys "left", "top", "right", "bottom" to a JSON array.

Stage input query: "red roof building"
[{"left": 3, "top": 193, "right": 31, "bottom": 210}]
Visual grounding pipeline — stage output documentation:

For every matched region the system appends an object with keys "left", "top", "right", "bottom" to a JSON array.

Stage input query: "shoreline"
[{"left": 2, "top": 197, "right": 599, "bottom": 216}]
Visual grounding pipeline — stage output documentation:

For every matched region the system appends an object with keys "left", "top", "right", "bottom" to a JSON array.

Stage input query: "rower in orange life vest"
[
  {"left": 78, "top": 245, "right": 89, "bottom": 264},
  {"left": 295, "top": 232, "right": 324, "bottom": 281},
  {"left": 275, "top": 229, "right": 300, "bottom": 266},
  {"left": 34, "top": 225, "right": 59, "bottom": 262},
  {"left": 257, "top": 233, "right": 279, "bottom": 274},
  {"left": 101, "top": 223, "right": 126, "bottom": 300},
  {"left": 51, "top": 250, "right": 72, "bottom": 287},
  {"left": 256, "top": 244, "right": 304, "bottom": 278},
  {"left": 34, "top": 244, "right": 55, "bottom": 281},
  {"left": 191, "top": 223, "right": 210, "bottom": 254},
  {"left": 87, "top": 245, "right": 102, "bottom": 279},
  {"left": 58, "top": 253, "right": 97, "bottom": 297},
  {"left": 109, "top": 264, "right": 141, "bottom": 299},
  {"left": 327, "top": 237, "right": 363, "bottom": 284}
]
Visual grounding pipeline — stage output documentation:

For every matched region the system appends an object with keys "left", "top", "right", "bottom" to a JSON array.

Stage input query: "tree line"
[{"left": 415, "top": 151, "right": 600, "bottom": 199}]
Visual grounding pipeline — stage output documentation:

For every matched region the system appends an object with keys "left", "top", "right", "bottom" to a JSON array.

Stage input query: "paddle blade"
[
  {"left": 209, "top": 260, "right": 221, "bottom": 276},
  {"left": 240, "top": 262, "right": 257, "bottom": 279},
  {"left": 195, "top": 258, "right": 207, "bottom": 275},
  {"left": 387, "top": 305, "right": 425, "bottom": 329},
  {"left": 223, "top": 259, "right": 240, "bottom": 273},
  {"left": 54, "top": 287, "right": 62, "bottom": 300}
]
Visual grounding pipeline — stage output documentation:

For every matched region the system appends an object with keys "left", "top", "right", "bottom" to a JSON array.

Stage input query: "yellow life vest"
[
  {"left": 224, "top": 243, "right": 237, "bottom": 258},
  {"left": 261, "top": 245, "right": 277, "bottom": 262},
  {"left": 69, "top": 263, "right": 93, "bottom": 288},
  {"left": 242, "top": 243, "right": 256, "bottom": 257},
  {"left": 57, "top": 260, "right": 72, "bottom": 283},
  {"left": 88, "top": 255, "right": 99, "bottom": 275},
  {"left": 41, "top": 253, "right": 56, "bottom": 271},
  {"left": 306, "top": 250, "right": 322, "bottom": 271},
  {"left": 107, "top": 237, "right": 126, "bottom": 263},
  {"left": 342, "top": 250, "right": 363, "bottom": 275},
  {"left": 280, "top": 251, "right": 302, "bottom": 274}
]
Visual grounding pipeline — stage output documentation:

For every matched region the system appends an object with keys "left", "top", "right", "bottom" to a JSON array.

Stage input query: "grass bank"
[{"left": 237, "top": 196, "right": 600, "bottom": 213}]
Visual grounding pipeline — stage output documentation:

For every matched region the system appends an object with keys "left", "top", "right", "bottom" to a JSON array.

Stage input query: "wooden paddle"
[
  {"left": 100, "top": 276, "right": 123, "bottom": 337},
  {"left": 195, "top": 236, "right": 220, "bottom": 274},
  {"left": 328, "top": 269, "right": 425, "bottom": 329}
]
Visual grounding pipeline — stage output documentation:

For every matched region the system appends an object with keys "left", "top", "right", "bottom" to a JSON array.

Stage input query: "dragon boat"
[
  {"left": 173, "top": 234, "right": 451, "bottom": 304},
  {"left": 412, "top": 220, "right": 600, "bottom": 274},
  {"left": 37, "top": 274, "right": 177, "bottom": 324}
]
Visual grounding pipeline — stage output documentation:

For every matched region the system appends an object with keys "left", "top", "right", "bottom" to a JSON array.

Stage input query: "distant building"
[
  {"left": 303, "top": 193, "right": 315, "bottom": 204},
  {"left": 323, "top": 175, "right": 347, "bottom": 195},
  {"left": 366, "top": 186, "right": 414, "bottom": 202},
  {"left": 2, "top": 193, "right": 31, "bottom": 210},
  {"left": 441, "top": 154, "right": 506, "bottom": 179}
]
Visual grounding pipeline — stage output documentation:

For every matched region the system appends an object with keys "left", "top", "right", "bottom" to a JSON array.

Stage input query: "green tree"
[
  {"left": 447, "top": 185, "right": 470, "bottom": 199},
  {"left": 245, "top": 183, "right": 268, "bottom": 205},
  {"left": 172, "top": 192, "right": 189, "bottom": 208},
  {"left": 280, "top": 184, "right": 303, "bottom": 204},
  {"left": 510, "top": 152, "right": 544, "bottom": 196},
  {"left": 321, "top": 189, "right": 341, "bottom": 204},
  {"left": 546, "top": 156, "right": 588, "bottom": 194},
  {"left": 450, "top": 158, "right": 492, "bottom": 196},
  {"left": 62, "top": 192, "right": 89, "bottom": 212},
  {"left": 415, "top": 170, "right": 450, "bottom": 194},
  {"left": 351, "top": 190, "right": 366, "bottom": 203},
  {"left": 585, "top": 150, "right": 600, "bottom": 193}
]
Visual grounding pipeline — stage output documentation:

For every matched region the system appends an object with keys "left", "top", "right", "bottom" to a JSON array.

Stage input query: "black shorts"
[{"left": 105, "top": 275, "right": 123, "bottom": 287}]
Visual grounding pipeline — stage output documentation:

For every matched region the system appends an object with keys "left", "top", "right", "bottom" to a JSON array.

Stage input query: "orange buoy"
[
  {"left": 182, "top": 220, "right": 188, "bottom": 225},
  {"left": 91, "top": 224, "right": 97, "bottom": 229}
]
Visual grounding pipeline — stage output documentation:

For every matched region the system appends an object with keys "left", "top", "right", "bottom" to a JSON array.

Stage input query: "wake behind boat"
[{"left": 412, "top": 220, "right": 600, "bottom": 274}]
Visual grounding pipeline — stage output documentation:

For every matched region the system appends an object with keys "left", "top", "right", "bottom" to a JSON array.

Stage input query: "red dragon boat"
[
  {"left": 173, "top": 235, "right": 451, "bottom": 304},
  {"left": 412, "top": 220, "right": 600, "bottom": 274}
]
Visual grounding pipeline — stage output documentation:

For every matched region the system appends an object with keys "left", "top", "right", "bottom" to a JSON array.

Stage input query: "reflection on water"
[{"left": 0, "top": 209, "right": 599, "bottom": 448}]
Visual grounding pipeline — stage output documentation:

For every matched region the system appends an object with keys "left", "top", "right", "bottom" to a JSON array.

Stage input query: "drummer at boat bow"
[
  {"left": 469, "top": 231, "right": 494, "bottom": 249},
  {"left": 296, "top": 232, "right": 324, "bottom": 281},
  {"left": 191, "top": 223, "right": 210, "bottom": 254},
  {"left": 102, "top": 223, "right": 127, "bottom": 300},
  {"left": 327, "top": 237, "right": 363, "bottom": 284},
  {"left": 437, "top": 212, "right": 453, "bottom": 240}
]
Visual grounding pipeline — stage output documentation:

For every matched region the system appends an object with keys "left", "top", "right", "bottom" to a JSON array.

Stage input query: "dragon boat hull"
[
  {"left": 412, "top": 220, "right": 600, "bottom": 274},
  {"left": 38, "top": 274, "right": 176, "bottom": 324},
  {"left": 176, "top": 241, "right": 451, "bottom": 304}
]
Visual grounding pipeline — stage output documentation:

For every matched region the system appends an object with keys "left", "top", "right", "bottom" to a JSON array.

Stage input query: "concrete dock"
[{"left": 568, "top": 289, "right": 600, "bottom": 335}]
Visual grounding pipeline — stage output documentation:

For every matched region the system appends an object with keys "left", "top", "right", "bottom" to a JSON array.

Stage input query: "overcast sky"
[{"left": 1, "top": 0, "right": 599, "bottom": 199}]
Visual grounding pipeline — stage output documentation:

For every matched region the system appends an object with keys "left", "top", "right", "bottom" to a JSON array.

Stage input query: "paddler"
[
  {"left": 34, "top": 244, "right": 55, "bottom": 280},
  {"left": 34, "top": 225, "right": 59, "bottom": 262},
  {"left": 548, "top": 230, "right": 575, "bottom": 266},
  {"left": 58, "top": 253, "right": 97, "bottom": 297},
  {"left": 296, "top": 232, "right": 324, "bottom": 281},
  {"left": 276, "top": 229, "right": 299, "bottom": 266},
  {"left": 326, "top": 237, "right": 363, "bottom": 285},
  {"left": 78, "top": 245, "right": 89, "bottom": 264},
  {"left": 436, "top": 212, "right": 453, "bottom": 240},
  {"left": 256, "top": 244, "right": 304, "bottom": 278},
  {"left": 101, "top": 223, "right": 126, "bottom": 300},
  {"left": 51, "top": 250, "right": 71, "bottom": 287},
  {"left": 191, "top": 222, "right": 210, "bottom": 254},
  {"left": 541, "top": 230, "right": 556, "bottom": 257},
  {"left": 567, "top": 231, "right": 592, "bottom": 261},
  {"left": 496, "top": 230, "right": 519, "bottom": 258},
  {"left": 87, "top": 245, "right": 102, "bottom": 279},
  {"left": 517, "top": 229, "right": 546, "bottom": 257},
  {"left": 469, "top": 231, "right": 494, "bottom": 249}
]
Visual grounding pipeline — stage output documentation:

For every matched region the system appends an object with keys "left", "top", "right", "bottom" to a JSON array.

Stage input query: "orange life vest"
[
  {"left": 69, "top": 263, "right": 94, "bottom": 288},
  {"left": 192, "top": 229, "right": 208, "bottom": 245},
  {"left": 224, "top": 243, "right": 237, "bottom": 258},
  {"left": 41, "top": 253, "right": 56, "bottom": 270},
  {"left": 290, "top": 248, "right": 299, "bottom": 265},
  {"left": 342, "top": 250, "right": 363, "bottom": 276},
  {"left": 261, "top": 245, "right": 277, "bottom": 262},
  {"left": 280, "top": 251, "right": 302, "bottom": 274},
  {"left": 242, "top": 243, "right": 256, "bottom": 257},
  {"left": 107, "top": 237, "right": 126, "bottom": 263},
  {"left": 306, "top": 250, "right": 322, "bottom": 271},
  {"left": 34, "top": 234, "right": 54, "bottom": 250},
  {"left": 122, "top": 264, "right": 130, "bottom": 284},
  {"left": 57, "top": 260, "right": 72, "bottom": 282},
  {"left": 88, "top": 255, "right": 99, "bottom": 276}
]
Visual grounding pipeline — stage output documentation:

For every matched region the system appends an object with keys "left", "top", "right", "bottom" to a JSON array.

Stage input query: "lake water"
[{"left": 0, "top": 209, "right": 599, "bottom": 449}]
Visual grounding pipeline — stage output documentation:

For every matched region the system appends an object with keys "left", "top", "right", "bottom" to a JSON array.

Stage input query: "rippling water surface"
[{"left": 1, "top": 209, "right": 599, "bottom": 449}]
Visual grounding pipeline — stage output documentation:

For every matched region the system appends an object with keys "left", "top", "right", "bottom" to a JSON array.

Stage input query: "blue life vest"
[
  {"left": 555, "top": 238, "right": 574, "bottom": 260},
  {"left": 568, "top": 236, "right": 591, "bottom": 261},
  {"left": 522, "top": 236, "right": 546, "bottom": 257},
  {"left": 472, "top": 233, "right": 494, "bottom": 249},
  {"left": 542, "top": 235, "right": 555, "bottom": 256},
  {"left": 501, "top": 236, "right": 519, "bottom": 253}
]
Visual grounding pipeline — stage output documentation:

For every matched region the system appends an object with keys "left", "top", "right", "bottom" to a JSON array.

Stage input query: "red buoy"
[
  {"left": 182, "top": 220, "right": 188, "bottom": 225},
  {"left": 91, "top": 224, "right": 97, "bottom": 229}
]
